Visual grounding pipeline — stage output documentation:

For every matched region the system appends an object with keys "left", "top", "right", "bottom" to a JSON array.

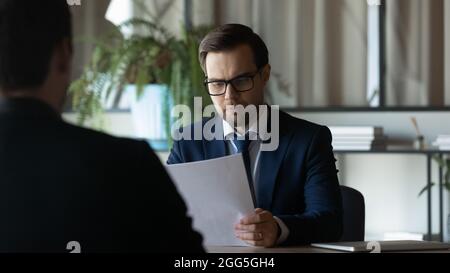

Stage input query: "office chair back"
[{"left": 340, "top": 186, "right": 365, "bottom": 242}]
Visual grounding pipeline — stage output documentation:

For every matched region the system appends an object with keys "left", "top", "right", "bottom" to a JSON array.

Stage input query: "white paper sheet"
[{"left": 166, "top": 154, "right": 255, "bottom": 246}]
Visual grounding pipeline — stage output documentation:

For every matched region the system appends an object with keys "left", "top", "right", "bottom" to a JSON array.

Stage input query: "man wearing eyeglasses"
[{"left": 168, "top": 24, "right": 343, "bottom": 247}]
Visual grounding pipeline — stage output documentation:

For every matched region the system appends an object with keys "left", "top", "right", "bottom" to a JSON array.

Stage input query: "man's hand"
[{"left": 234, "top": 208, "right": 279, "bottom": 247}]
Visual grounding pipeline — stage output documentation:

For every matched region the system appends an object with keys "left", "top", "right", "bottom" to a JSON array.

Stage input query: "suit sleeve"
[
  {"left": 277, "top": 126, "right": 343, "bottom": 245},
  {"left": 167, "top": 139, "right": 183, "bottom": 165},
  {"left": 130, "top": 141, "right": 204, "bottom": 253}
]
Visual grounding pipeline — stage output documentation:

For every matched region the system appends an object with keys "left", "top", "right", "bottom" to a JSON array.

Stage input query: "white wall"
[
  {"left": 295, "top": 111, "right": 450, "bottom": 241},
  {"left": 63, "top": 110, "right": 450, "bottom": 241},
  {"left": 337, "top": 154, "right": 436, "bottom": 240}
]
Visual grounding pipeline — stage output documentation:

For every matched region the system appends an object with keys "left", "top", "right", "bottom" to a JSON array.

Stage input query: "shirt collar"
[{"left": 222, "top": 109, "right": 269, "bottom": 141}]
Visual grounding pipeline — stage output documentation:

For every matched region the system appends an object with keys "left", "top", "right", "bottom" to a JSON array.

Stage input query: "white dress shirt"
[{"left": 222, "top": 114, "right": 289, "bottom": 245}]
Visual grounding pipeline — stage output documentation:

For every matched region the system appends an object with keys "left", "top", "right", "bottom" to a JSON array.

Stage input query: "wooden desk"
[
  {"left": 207, "top": 246, "right": 450, "bottom": 253},
  {"left": 206, "top": 246, "right": 342, "bottom": 254},
  {"left": 207, "top": 246, "right": 342, "bottom": 253}
]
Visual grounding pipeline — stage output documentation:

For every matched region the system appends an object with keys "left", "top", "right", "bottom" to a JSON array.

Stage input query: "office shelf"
[{"left": 334, "top": 147, "right": 450, "bottom": 242}]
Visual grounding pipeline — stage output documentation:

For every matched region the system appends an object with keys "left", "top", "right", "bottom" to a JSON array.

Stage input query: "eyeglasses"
[{"left": 204, "top": 70, "right": 261, "bottom": 96}]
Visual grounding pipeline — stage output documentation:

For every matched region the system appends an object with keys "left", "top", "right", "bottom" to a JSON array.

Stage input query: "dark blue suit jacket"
[
  {"left": 0, "top": 98, "right": 204, "bottom": 253},
  {"left": 167, "top": 110, "right": 343, "bottom": 245}
]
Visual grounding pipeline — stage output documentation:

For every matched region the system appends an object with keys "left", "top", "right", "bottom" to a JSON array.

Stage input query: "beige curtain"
[
  {"left": 67, "top": 0, "right": 113, "bottom": 110},
  {"left": 71, "top": 1, "right": 450, "bottom": 108},
  {"left": 71, "top": 0, "right": 113, "bottom": 80},
  {"left": 134, "top": 0, "right": 186, "bottom": 37},
  {"left": 386, "top": 0, "right": 445, "bottom": 107},
  {"left": 213, "top": 0, "right": 368, "bottom": 108},
  {"left": 446, "top": 0, "right": 450, "bottom": 106}
]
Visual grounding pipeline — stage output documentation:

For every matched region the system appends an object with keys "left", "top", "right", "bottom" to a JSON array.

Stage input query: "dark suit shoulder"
[
  {"left": 179, "top": 116, "right": 219, "bottom": 132},
  {"left": 172, "top": 116, "right": 221, "bottom": 142},
  {"left": 61, "top": 121, "right": 148, "bottom": 150},
  {"left": 279, "top": 110, "right": 329, "bottom": 137},
  {"left": 57, "top": 121, "right": 155, "bottom": 170}
]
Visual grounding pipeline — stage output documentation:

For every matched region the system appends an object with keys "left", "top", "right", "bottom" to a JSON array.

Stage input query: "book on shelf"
[
  {"left": 333, "top": 144, "right": 387, "bottom": 151},
  {"left": 383, "top": 232, "right": 424, "bottom": 241},
  {"left": 333, "top": 138, "right": 387, "bottom": 145},
  {"left": 329, "top": 126, "right": 384, "bottom": 137},
  {"left": 433, "top": 135, "right": 450, "bottom": 150},
  {"left": 433, "top": 145, "right": 450, "bottom": 151},
  {"left": 329, "top": 126, "right": 387, "bottom": 151}
]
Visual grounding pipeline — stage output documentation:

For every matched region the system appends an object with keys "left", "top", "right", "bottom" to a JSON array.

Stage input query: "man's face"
[{"left": 205, "top": 44, "right": 270, "bottom": 123}]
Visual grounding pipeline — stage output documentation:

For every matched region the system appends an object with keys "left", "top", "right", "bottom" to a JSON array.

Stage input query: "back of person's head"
[{"left": 0, "top": 0, "right": 72, "bottom": 92}]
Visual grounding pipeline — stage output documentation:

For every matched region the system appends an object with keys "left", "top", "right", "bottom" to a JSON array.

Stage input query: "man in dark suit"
[
  {"left": 0, "top": 0, "right": 203, "bottom": 253},
  {"left": 168, "top": 24, "right": 343, "bottom": 247}
]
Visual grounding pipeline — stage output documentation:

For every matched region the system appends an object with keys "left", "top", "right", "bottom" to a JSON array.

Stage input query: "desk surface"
[
  {"left": 334, "top": 148, "right": 450, "bottom": 154},
  {"left": 207, "top": 246, "right": 341, "bottom": 253},
  {"left": 207, "top": 246, "right": 450, "bottom": 254}
]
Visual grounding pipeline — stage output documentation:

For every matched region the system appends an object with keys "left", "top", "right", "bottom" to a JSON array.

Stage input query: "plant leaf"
[
  {"left": 432, "top": 155, "right": 446, "bottom": 167},
  {"left": 418, "top": 183, "right": 436, "bottom": 197},
  {"left": 445, "top": 182, "right": 450, "bottom": 192}
]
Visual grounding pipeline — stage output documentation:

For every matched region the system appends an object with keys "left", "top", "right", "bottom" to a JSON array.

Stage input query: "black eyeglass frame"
[{"left": 203, "top": 69, "right": 263, "bottom": 96}]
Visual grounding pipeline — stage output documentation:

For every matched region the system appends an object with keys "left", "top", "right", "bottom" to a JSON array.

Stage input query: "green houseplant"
[
  {"left": 70, "top": 16, "right": 212, "bottom": 148},
  {"left": 418, "top": 155, "right": 450, "bottom": 241},
  {"left": 418, "top": 155, "right": 450, "bottom": 196}
]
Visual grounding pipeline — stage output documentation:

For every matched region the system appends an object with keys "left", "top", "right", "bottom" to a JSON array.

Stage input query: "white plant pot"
[{"left": 124, "top": 84, "right": 170, "bottom": 151}]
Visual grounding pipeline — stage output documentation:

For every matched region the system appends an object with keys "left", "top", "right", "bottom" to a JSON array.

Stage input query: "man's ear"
[
  {"left": 262, "top": 64, "right": 271, "bottom": 84},
  {"left": 54, "top": 38, "right": 73, "bottom": 74}
]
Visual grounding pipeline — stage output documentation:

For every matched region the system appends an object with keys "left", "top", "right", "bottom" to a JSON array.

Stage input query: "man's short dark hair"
[
  {"left": 199, "top": 24, "right": 269, "bottom": 74},
  {"left": 0, "top": 0, "right": 72, "bottom": 91}
]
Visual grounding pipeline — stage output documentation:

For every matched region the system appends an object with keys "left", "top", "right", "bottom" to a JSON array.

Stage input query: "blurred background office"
[{"left": 64, "top": 0, "right": 450, "bottom": 243}]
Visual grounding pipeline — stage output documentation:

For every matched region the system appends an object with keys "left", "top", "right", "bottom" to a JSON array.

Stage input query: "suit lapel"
[
  {"left": 204, "top": 139, "right": 227, "bottom": 160},
  {"left": 256, "top": 111, "right": 293, "bottom": 210},
  {"left": 200, "top": 112, "right": 294, "bottom": 210},
  {"left": 203, "top": 117, "right": 227, "bottom": 160}
]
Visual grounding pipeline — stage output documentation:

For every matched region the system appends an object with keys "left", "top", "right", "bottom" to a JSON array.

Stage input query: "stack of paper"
[
  {"left": 432, "top": 135, "right": 450, "bottom": 150},
  {"left": 329, "top": 126, "right": 386, "bottom": 151},
  {"left": 166, "top": 154, "right": 255, "bottom": 246}
]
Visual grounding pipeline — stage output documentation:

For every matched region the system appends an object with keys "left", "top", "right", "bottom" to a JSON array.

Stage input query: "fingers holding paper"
[{"left": 234, "top": 208, "right": 279, "bottom": 247}]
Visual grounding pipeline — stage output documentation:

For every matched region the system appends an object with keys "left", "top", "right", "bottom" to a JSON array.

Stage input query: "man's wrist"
[
  {"left": 276, "top": 222, "right": 281, "bottom": 239},
  {"left": 273, "top": 216, "right": 290, "bottom": 245}
]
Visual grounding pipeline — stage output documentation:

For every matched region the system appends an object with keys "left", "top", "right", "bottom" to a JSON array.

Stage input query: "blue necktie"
[{"left": 232, "top": 134, "right": 257, "bottom": 207}]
